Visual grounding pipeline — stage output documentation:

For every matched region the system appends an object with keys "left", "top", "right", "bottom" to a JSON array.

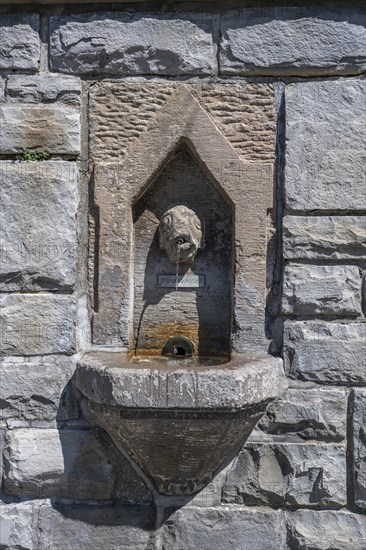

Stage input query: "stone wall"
[{"left": 0, "top": 3, "right": 365, "bottom": 549}]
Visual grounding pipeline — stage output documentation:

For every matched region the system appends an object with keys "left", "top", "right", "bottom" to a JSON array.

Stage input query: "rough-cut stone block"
[
  {"left": 0, "top": 356, "right": 77, "bottom": 422},
  {"left": 90, "top": 82, "right": 276, "bottom": 164},
  {"left": 0, "top": 14, "right": 40, "bottom": 70},
  {"left": 283, "top": 321, "right": 366, "bottom": 385},
  {"left": 285, "top": 80, "right": 366, "bottom": 211},
  {"left": 223, "top": 443, "right": 346, "bottom": 508},
  {"left": 6, "top": 75, "right": 82, "bottom": 105},
  {"left": 162, "top": 507, "right": 286, "bottom": 550},
  {"left": 50, "top": 13, "right": 214, "bottom": 76},
  {"left": 0, "top": 503, "right": 34, "bottom": 549},
  {"left": 0, "top": 161, "right": 78, "bottom": 292},
  {"left": 220, "top": 8, "right": 366, "bottom": 76},
  {"left": 282, "top": 264, "right": 362, "bottom": 316},
  {"left": 0, "top": 105, "right": 80, "bottom": 155},
  {"left": 352, "top": 389, "right": 366, "bottom": 509},
  {"left": 3, "top": 428, "right": 115, "bottom": 500},
  {"left": 283, "top": 216, "right": 366, "bottom": 260},
  {"left": 286, "top": 510, "right": 366, "bottom": 550},
  {"left": 37, "top": 504, "right": 154, "bottom": 550},
  {"left": 0, "top": 294, "right": 76, "bottom": 355},
  {"left": 253, "top": 387, "right": 347, "bottom": 442}
]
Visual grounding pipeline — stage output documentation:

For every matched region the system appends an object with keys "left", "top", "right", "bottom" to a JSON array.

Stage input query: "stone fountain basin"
[{"left": 76, "top": 352, "right": 287, "bottom": 495}]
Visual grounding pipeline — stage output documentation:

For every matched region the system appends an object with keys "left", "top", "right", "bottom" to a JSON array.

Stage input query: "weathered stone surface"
[
  {"left": 0, "top": 105, "right": 80, "bottom": 155},
  {"left": 282, "top": 264, "right": 362, "bottom": 316},
  {"left": 220, "top": 8, "right": 366, "bottom": 76},
  {"left": 285, "top": 80, "right": 366, "bottom": 211},
  {"left": 162, "top": 507, "right": 286, "bottom": 550},
  {"left": 0, "top": 14, "right": 40, "bottom": 70},
  {"left": 283, "top": 321, "right": 366, "bottom": 385},
  {"left": 253, "top": 387, "right": 347, "bottom": 442},
  {"left": 79, "top": 352, "right": 286, "bottom": 496},
  {"left": 0, "top": 502, "right": 34, "bottom": 549},
  {"left": 0, "top": 294, "right": 76, "bottom": 355},
  {"left": 90, "top": 82, "right": 276, "bottom": 164},
  {"left": 37, "top": 504, "right": 155, "bottom": 550},
  {"left": 50, "top": 13, "right": 214, "bottom": 76},
  {"left": 286, "top": 510, "right": 366, "bottom": 550},
  {"left": 352, "top": 389, "right": 366, "bottom": 509},
  {"left": 0, "top": 356, "right": 77, "bottom": 422},
  {"left": 77, "top": 352, "right": 285, "bottom": 410},
  {"left": 90, "top": 84, "right": 275, "bottom": 352},
  {"left": 283, "top": 216, "right": 366, "bottom": 260},
  {"left": 4, "top": 428, "right": 114, "bottom": 500},
  {"left": 223, "top": 443, "right": 346, "bottom": 508},
  {"left": 6, "top": 75, "right": 82, "bottom": 105},
  {"left": 0, "top": 161, "right": 78, "bottom": 292}
]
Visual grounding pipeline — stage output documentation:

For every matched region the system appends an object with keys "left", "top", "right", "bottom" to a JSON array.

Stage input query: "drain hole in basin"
[
  {"left": 174, "top": 346, "right": 186, "bottom": 357},
  {"left": 162, "top": 336, "right": 194, "bottom": 358}
]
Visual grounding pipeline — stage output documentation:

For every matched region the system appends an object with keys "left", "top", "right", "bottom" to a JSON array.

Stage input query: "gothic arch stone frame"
[{"left": 92, "top": 85, "right": 274, "bottom": 352}]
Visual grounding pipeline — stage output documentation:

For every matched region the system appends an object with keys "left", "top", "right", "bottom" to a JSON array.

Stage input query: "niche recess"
[
  {"left": 90, "top": 84, "right": 275, "bottom": 353},
  {"left": 133, "top": 141, "right": 233, "bottom": 357}
]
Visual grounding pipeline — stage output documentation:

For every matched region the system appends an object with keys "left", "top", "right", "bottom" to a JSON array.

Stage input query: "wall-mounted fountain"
[{"left": 76, "top": 84, "right": 287, "bottom": 495}]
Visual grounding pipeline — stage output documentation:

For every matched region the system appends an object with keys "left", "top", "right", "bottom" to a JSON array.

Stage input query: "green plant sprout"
[{"left": 18, "top": 147, "right": 50, "bottom": 162}]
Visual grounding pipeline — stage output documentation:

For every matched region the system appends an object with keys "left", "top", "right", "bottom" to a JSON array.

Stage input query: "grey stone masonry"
[
  {"left": 285, "top": 510, "right": 366, "bottom": 550},
  {"left": 285, "top": 80, "right": 366, "bottom": 211},
  {"left": 283, "top": 321, "right": 366, "bottom": 385},
  {"left": 0, "top": 105, "right": 80, "bottom": 155},
  {"left": 0, "top": 294, "right": 76, "bottom": 355},
  {"left": 6, "top": 75, "right": 82, "bottom": 106},
  {"left": 352, "top": 389, "right": 366, "bottom": 509},
  {"left": 283, "top": 216, "right": 366, "bottom": 260},
  {"left": 3, "top": 427, "right": 153, "bottom": 504},
  {"left": 222, "top": 443, "right": 346, "bottom": 508},
  {"left": 0, "top": 356, "right": 78, "bottom": 423},
  {"left": 3, "top": 428, "right": 115, "bottom": 500},
  {"left": 162, "top": 507, "right": 286, "bottom": 550},
  {"left": 282, "top": 264, "right": 362, "bottom": 316},
  {"left": 253, "top": 387, "right": 347, "bottom": 442},
  {"left": 0, "top": 161, "right": 78, "bottom": 292},
  {"left": 220, "top": 7, "right": 366, "bottom": 76},
  {"left": 0, "top": 502, "right": 35, "bottom": 550},
  {"left": 50, "top": 13, "right": 215, "bottom": 76},
  {"left": 0, "top": 14, "right": 40, "bottom": 70},
  {"left": 37, "top": 504, "right": 155, "bottom": 550}
]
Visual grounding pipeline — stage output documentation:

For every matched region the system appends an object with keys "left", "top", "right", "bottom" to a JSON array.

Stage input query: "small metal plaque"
[{"left": 158, "top": 274, "right": 205, "bottom": 288}]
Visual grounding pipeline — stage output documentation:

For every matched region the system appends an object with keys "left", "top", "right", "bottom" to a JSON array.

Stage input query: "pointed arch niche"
[{"left": 91, "top": 86, "right": 274, "bottom": 353}]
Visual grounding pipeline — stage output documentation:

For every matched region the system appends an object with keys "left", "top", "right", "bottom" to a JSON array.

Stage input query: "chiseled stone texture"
[
  {"left": 0, "top": 356, "right": 78, "bottom": 423},
  {"left": 286, "top": 510, "right": 366, "bottom": 550},
  {"left": 37, "top": 503, "right": 155, "bottom": 550},
  {"left": 352, "top": 389, "right": 366, "bottom": 509},
  {"left": 90, "top": 81, "right": 276, "bottom": 163},
  {"left": 282, "top": 264, "right": 362, "bottom": 316},
  {"left": 50, "top": 13, "right": 214, "bottom": 76},
  {"left": 285, "top": 80, "right": 366, "bottom": 211},
  {"left": 0, "top": 502, "right": 34, "bottom": 550},
  {"left": 253, "top": 387, "right": 347, "bottom": 442},
  {"left": 6, "top": 75, "right": 82, "bottom": 106},
  {"left": 162, "top": 507, "right": 286, "bottom": 550},
  {"left": 283, "top": 321, "right": 366, "bottom": 385},
  {"left": 0, "top": 294, "right": 76, "bottom": 355},
  {"left": 283, "top": 216, "right": 366, "bottom": 260},
  {"left": 4, "top": 428, "right": 113, "bottom": 500},
  {"left": 220, "top": 7, "right": 366, "bottom": 76},
  {"left": 0, "top": 14, "right": 40, "bottom": 70},
  {"left": 223, "top": 443, "right": 346, "bottom": 508},
  {"left": 0, "top": 161, "right": 78, "bottom": 292},
  {"left": 0, "top": 105, "right": 80, "bottom": 155}
]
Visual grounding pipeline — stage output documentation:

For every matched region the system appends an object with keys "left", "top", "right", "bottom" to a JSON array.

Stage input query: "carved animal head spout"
[{"left": 159, "top": 205, "right": 204, "bottom": 264}]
